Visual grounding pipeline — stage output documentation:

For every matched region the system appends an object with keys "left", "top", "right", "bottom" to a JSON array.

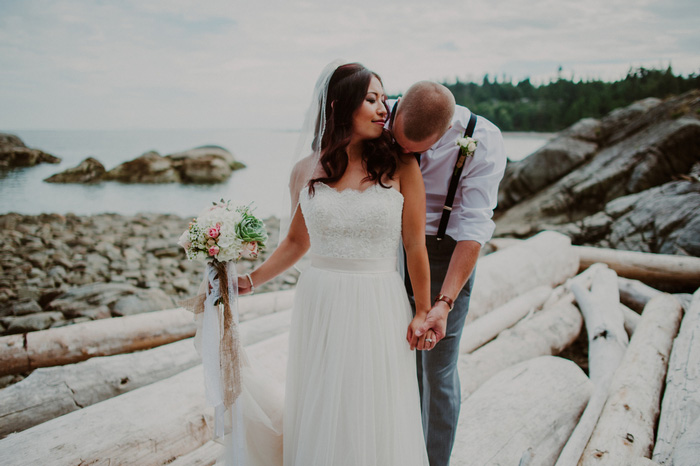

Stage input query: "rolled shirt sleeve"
[{"left": 454, "top": 118, "right": 507, "bottom": 245}]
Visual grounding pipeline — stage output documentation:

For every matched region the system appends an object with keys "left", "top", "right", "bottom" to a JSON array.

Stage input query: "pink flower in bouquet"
[
  {"left": 207, "top": 226, "right": 220, "bottom": 239},
  {"left": 208, "top": 245, "right": 220, "bottom": 257},
  {"left": 241, "top": 241, "right": 259, "bottom": 259}
]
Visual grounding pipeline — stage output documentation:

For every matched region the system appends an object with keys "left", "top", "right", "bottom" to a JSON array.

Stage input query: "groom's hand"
[{"left": 415, "top": 302, "right": 449, "bottom": 342}]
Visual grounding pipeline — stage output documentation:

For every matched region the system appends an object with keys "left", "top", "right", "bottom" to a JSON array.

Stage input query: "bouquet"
[
  {"left": 178, "top": 198, "right": 268, "bottom": 263},
  {"left": 178, "top": 198, "right": 268, "bottom": 442}
]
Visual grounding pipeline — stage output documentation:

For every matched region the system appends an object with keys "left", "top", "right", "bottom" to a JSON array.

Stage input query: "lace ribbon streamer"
[{"left": 180, "top": 260, "right": 245, "bottom": 451}]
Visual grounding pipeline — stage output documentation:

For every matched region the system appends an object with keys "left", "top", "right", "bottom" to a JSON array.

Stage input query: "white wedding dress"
[{"left": 219, "top": 181, "right": 429, "bottom": 466}]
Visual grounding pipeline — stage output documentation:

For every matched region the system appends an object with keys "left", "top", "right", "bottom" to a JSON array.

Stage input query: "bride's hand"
[
  {"left": 237, "top": 276, "right": 252, "bottom": 295},
  {"left": 406, "top": 313, "right": 428, "bottom": 351}
]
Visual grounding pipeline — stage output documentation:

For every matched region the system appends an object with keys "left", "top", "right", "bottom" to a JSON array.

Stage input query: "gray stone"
[
  {"left": 104, "top": 151, "right": 181, "bottom": 183},
  {"left": 6, "top": 312, "right": 64, "bottom": 333},
  {"left": 12, "top": 299, "right": 42, "bottom": 316},
  {"left": 0, "top": 132, "right": 61, "bottom": 167},
  {"left": 44, "top": 157, "right": 106, "bottom": 183},
  {"left": 167, "top": 145, "right": 245, "bottom": 183},
  {"left": 47, "top": 283, "right": 174, "bottom": 318},
  {"left": 498, "top": 136, "right": 598, "bottom": 209}
]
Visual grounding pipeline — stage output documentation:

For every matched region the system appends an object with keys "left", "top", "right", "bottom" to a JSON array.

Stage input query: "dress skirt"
[{"left": 283, "top": 254, "right": 429, "bottom": 466}]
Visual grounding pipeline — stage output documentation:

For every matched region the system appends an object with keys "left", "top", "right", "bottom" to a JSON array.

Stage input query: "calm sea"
[{"left": 0, "top": 129, "right": 552, "bottom": 219}]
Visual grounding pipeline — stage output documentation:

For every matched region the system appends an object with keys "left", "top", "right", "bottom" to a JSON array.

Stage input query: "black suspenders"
[{"left": 436, "top": 112, "right": 477, "bottom": 240}]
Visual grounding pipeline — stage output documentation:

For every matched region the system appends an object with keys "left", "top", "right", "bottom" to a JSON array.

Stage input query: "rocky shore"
[
  {"left": 0, "top": 213, "right": 296, "bottom": 337},
  {"left": 494, "top": 90, "right": 700, "bottom": 257}
]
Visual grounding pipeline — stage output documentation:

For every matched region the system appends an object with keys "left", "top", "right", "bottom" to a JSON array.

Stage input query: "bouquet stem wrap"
[{"left": 181, "top": 260, "right": 245, "bottom": 446}]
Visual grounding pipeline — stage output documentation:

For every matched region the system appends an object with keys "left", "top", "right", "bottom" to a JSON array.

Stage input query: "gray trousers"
[{"left": 408, "top": 235, "right": 475, "bottom": 466}]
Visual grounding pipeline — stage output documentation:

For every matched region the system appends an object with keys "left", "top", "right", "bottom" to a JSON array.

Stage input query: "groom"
[{"left": 387, "top": 81, "right": 506, "bottom": 466}]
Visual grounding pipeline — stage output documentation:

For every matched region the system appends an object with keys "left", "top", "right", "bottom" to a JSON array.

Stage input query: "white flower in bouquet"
[{"left": 178, "top": 199, "right": 268, "bottom": 263}]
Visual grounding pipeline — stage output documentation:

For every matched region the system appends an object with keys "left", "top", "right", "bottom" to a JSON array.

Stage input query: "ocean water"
[{"left": 0, "top": 129, "right": 552, "bottom": 219}]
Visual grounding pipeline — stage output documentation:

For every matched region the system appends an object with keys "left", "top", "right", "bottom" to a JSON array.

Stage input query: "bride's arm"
[
  {"left": 238, "top": 206, "right": 310, "bottom": 293},
  {"left": 399, "top": 156, "right": 432, "bottom": 346}
]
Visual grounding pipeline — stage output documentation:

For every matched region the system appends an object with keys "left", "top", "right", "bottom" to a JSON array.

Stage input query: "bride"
[{"left": 225, "top": 61, "right": 434, "bottom": 465}]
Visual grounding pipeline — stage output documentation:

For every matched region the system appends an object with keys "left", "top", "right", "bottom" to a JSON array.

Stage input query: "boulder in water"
[
  {"left": 44, "top": 157, "right": 106, "bottom": 183},
  {"left": 0, "top": 132, "right": 61, "bottom": 168}
]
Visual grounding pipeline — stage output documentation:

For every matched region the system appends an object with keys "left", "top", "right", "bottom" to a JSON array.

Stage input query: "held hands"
[
  {"left": 414, "top": 300, "right": 450, "bottom": 343},
  {"left": 406, "top": 313, "right": 437, "bottom": 351}
]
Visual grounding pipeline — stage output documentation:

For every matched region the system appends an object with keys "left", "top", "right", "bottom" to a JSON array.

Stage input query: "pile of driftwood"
[{"left": 1, "top": 231, "right": 698, "bottom": 466}]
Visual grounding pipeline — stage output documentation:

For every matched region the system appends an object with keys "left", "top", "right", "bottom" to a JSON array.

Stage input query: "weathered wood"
[
  {"left": 671, "top": 416, "right": 700, "bottom": 466},
  {"left": 452, "top": 356, "right": 593, "bottom": 466},
  {"left": 556, "top": 267, "right": 628, "bottom": 466},
  {"left": 0, "top": 308, "right": 292, "bottom": 438},
  {"left": 459, "top": 299, "right": 583, "bottom": 398},
  {"left": 0, "top": 307, "right": 195, "bottom": 376},
  {"left": 168, "top": 440, "right": 221, "bottom": 466},
  {"left": 620, "top": 303, "right": 641, "bottom": 335},
  {"left": 0, "top": 332, "right": 289, "bottom": 465},
  {"left": 577, "top": 246, "right": 700, "bottom": 289},
  {"left": 0, "top": 290, "right": 295, "bottom": 376},
  {"left": 469, "top": 231, "right": 579, "bottom": 323},
  {"left": 618, "top": 277, "right": 663, "bottom": 312},
  {"left": 652, "top": 289, "right": 700, "bottom": 465},
  {"left": 579, "top": 294, "right": 684, "bottom": 466},
  {"left": 460, "top": 286, "right": 552, "bottom": 354}
]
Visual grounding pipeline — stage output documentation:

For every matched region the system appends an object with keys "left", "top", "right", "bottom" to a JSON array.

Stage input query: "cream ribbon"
[{"left": 181, "top": 260, "right": 246, "bottom": 458}]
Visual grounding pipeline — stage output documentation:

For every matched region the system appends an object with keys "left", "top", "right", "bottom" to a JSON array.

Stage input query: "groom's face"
[{"left": 391, "top": 111, "right": 442, "bottom": 155}]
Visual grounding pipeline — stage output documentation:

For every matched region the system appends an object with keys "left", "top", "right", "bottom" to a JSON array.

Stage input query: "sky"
[{"left": 1, "top": 0, "right": 698, "bottom": 130}]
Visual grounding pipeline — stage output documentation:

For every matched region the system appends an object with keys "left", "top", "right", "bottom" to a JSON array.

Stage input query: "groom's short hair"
[{"left": 398, "top": 81, "right": 455, "bottom": 142}]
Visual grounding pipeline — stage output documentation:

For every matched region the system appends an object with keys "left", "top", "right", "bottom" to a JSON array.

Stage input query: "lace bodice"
[{"left": 299, "top": 182, "right": 404, "bottom": 259}]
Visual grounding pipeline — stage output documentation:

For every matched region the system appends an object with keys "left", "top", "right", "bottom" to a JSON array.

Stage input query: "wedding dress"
[{"left": 218, "top": 181, "right": 429, "bottom": 466}]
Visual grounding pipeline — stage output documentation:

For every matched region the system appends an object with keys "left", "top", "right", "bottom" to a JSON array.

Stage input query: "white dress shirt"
[{"left": 387, "top": 99, "right": 507, "bottom": 245}]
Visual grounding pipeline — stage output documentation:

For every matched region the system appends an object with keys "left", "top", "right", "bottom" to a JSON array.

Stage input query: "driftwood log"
[
  {"left": 579, "top": 294, "right": 684, "bottom": 465},
  {"left": 652, "top": 289, "right": 700, "bottom": 465},
  {"left": 0, "top": 308, "right": 292, "bottom": 438},
  {"left": 618, "top": 277, "right": 664, "bottom": 312},
  {"left": 0, "top": 331, "right": 290, "bottom": 465},
  {"left": 452, "top": 356, "right": 593, "bottom": 466},
  {"left": 489, "top": 238, "right": 700, "bottom": 290},
  {"left": 458, "top": 299, "right": 583, "bottom": 398},
  {"left": 0, "top": 290, "right": 295, "bottom": 377},
  {"left": 168, "top": 439, "right": 222, "bottom": 466},
  {"left": 459, "top": 285, "right": 552, "bottom": 354},
  {"left": 469, "top": 231, "right": 579, "bottom": 323},
  {"left": 577, "top": 246, "right": 700, "bottom": 289},
  {"left": 670, "top": 416, "right": 700, "bottom": 466},
  {"left": 556, "top": 267, "right": 629, "bottom": 466}
]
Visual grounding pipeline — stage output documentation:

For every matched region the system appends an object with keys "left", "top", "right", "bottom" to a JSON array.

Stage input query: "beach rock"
[
  {"left": 105, "top": 151, "right": 181, "bottom": 183},
  {"left": 167, "top": 145, "right": 245, "bottom": 183},
  {"left": 0, "top": 212, "right": 291, "bottom": 336},
  {"left": 495, "top": 90, "right": 700, "bottom": 258},
  {"left": 11, "top": 299, "right": 42, "bottom": 316},
  {"left": 44, "top": 157, "right": 106, "bottom": 183},
  {"left": 0, "top": 132, "right": 61, "bottom": 168},
  {"left": 99, "top": 145, "right": 245, "bottom": 184},
  {"left": 498, "top": 136, "right": 598, "bottom": 209},
  {"left": 46, "top": 283, "right": 175, "bottom": 318},
  {"left": 5, "top": 311, "right": 64, "bottom": 333}
]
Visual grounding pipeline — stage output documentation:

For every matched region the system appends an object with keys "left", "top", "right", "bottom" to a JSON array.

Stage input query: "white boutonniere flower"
[{"left": 456, "top": 136, "right": 478, "bottom": 157}]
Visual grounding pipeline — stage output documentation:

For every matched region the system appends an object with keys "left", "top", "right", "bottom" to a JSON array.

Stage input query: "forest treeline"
[{"left": 436, "top": 67, "right": 700, "bottom": 132}]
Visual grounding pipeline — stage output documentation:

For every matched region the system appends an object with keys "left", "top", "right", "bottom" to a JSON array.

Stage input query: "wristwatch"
[{"left": 434, "top": 293, "right": 454, "bottom": 311}]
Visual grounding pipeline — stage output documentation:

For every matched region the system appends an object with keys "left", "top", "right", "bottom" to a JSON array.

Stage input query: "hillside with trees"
[{"left": 437, "top": 67, "right": 700, "bottom": 132}]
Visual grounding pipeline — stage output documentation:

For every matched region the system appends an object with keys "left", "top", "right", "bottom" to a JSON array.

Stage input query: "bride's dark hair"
[{"left": 309, "top": 63, "right": 398, "bottom": 195}]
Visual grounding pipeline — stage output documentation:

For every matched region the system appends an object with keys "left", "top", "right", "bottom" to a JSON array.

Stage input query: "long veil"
[{"left": 278, "top": 59, "right": 348, "bottom": 247}]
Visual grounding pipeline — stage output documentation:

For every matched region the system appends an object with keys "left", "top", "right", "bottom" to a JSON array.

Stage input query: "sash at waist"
[{"left": 310, "top": 254, "right": 397, "bottom": 273}]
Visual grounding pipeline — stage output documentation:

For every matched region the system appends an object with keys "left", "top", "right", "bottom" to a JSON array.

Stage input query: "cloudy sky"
[{"left": 1, "top": 0, "right": 698, "bottom": 130}]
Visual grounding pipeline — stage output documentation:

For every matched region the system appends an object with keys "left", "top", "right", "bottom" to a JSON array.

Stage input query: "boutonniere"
[
  {"left": 454, "top": 136, "right": 478, "bottom": 170},
  {"left": 456, "top": 137, "right": 478, "bottom": 157}
]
